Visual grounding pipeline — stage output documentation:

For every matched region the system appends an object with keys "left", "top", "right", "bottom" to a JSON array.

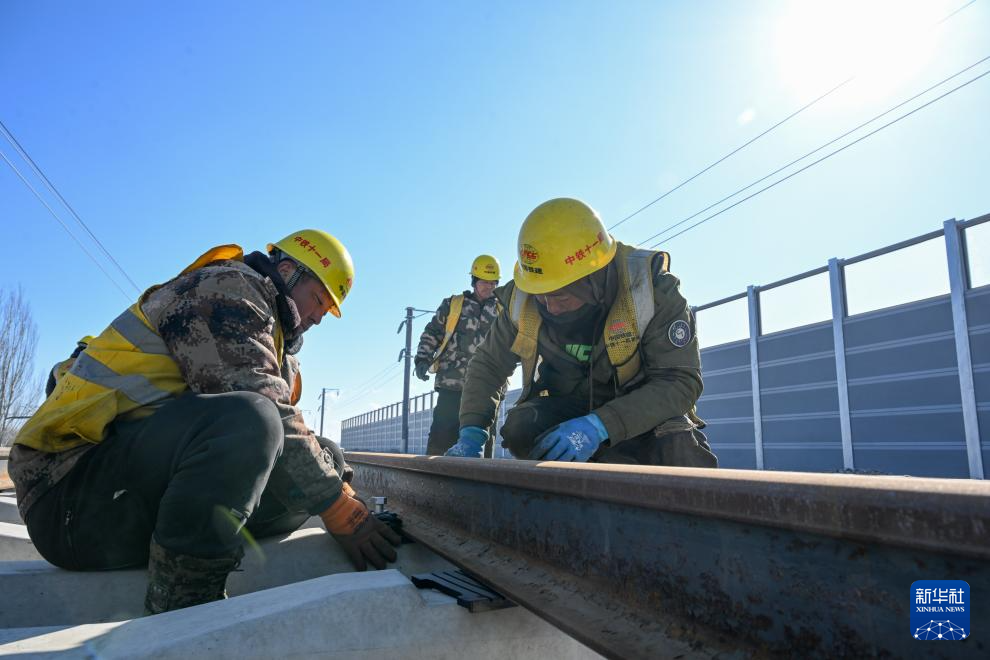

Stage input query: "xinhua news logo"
[{"left": 911, "top": 580, "right": 970, "bottom": 641}]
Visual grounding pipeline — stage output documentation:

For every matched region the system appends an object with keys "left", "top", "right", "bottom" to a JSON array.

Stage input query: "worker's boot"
[{"left": 143, "top": 540, "right": 243, "bottom": 615}]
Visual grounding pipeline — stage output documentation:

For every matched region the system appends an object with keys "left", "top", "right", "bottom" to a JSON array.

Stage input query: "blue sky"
[{"left": 2, "top": 0, "right": 988, "bottom": 434}]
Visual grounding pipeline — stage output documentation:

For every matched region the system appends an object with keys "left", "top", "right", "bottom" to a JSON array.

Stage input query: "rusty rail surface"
[{"left": 348, "top": 452, "right": 989, "bottom": 660}]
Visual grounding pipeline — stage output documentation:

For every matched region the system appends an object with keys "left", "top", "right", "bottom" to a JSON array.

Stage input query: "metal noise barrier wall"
[{"left": 342, "top": 215, "right": 990, "bottom": 479}]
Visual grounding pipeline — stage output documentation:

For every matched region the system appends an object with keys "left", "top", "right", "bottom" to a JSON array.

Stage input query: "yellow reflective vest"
[
  {"left": 16, "top": 244, "right": 284, "bottom": 454},
  {"left": 507, "top": 243, "right": 670, "bottom": 400},
  {"left": 428, "top": 294, "right": 464, "bottom": 374}
]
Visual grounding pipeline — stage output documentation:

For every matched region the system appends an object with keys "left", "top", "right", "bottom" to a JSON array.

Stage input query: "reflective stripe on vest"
[
  {"left": 508, "top": 243, "right": 669, "bottom": 398},
  {"left": 15, "top": 244, "right": 286, "bottom": 453},
  {"left": 109, "top": 308, "right": 171, "bottom": 355},
  {"left": 70, "top": 351, "right": 172, "bottom": 406},
  {"left": 429, "top": 294, "right": 464, "bottom": 374}
]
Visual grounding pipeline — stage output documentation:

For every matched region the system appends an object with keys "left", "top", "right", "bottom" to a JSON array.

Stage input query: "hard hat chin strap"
[
  {"left": 284, "top": 266, "right": 306, "bottom": 291},
  {"left": 270, "top": 249, "right": 308, "bottom": 292}
]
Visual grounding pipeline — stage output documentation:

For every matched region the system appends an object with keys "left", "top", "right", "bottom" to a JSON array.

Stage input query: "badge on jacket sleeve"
[{"left": 668, "top": 320, "right": 692, "bottom": 348}]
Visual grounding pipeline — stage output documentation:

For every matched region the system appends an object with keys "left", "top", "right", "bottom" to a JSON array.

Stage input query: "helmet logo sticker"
[
  {"left": 668, "top": 320, "right": 692, "bottom": 348},
  {"left": 519, "top": 244, "right": 544, "bottom": 275}
]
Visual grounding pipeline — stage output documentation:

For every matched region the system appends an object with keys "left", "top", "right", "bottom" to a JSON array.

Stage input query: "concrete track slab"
[
  {"left": 1, "top": 527, "right": 454, "bottom": 628},
  {"left": 0, "top": 627, "right": 71, "bottom": 646},
  {"left": 0, "top": 570, "right": 602, "bottom": 659},
  {"left": 0, "top": 497, "right": 19, "bottom": 524},
  {"left": 0, "top": 522, "right": 42, "bottom": 561}
]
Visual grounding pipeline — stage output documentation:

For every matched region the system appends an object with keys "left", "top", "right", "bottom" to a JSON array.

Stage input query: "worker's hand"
[
  {"left": 444, "top": 426, "right": 487, "bottom": 458},
  {"left": 320, "top": 492, "right": 401, "bottom": 570},
  {"left": 528, "top": 413, "right": 608, "bottom": 462},
  {"left": 414, "top": 361, "right": 431, "bottom": 381}
]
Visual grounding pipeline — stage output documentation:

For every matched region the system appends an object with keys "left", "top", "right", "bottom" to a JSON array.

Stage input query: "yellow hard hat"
[
  {"left": 268, "top": 229, "right": 355, "bottom": 318},
  {"left": 470, "top": 254, "right": 501, "bottom": 281},
  {"left": 513, "top": 198, "right": 617, "bottom": 294}
]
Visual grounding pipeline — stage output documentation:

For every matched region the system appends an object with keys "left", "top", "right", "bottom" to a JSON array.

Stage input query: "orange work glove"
[{"left": 320, "top": 491, "right": 401, "bottom": 571}]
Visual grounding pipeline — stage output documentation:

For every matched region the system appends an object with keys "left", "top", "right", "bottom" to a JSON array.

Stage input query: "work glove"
[
  {"left": 528, "top": 413, "right": 608, "bottom": 462},
  {"left": 444, "top": 426, "right": 487, "bottom": 458},
  {"left": 414, "top": 360, "right": 431, "bottom": 381},
  {"left": 320, "top": 491, "right": 401, "bottom": 571}
]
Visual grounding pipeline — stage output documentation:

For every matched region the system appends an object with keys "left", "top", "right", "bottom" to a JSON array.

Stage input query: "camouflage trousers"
[
  {"left": 499, "top": 395, "right": 718, "bottom": 468},
  {"left": 24, "top": 392, "right": 304, "bottom": 570}
]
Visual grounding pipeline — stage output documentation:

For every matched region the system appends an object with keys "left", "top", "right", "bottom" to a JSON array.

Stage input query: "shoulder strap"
[
  {"left": 429, "top": 294, "right": 464, "bottom": 372},
  {"left": 604, "top": 245, "right": 668, "bottom": 387},
  {"left": 626, "top": 248, "right": 661, "bottom": 337},
  {"left": 179, "top": 244, "right": 245, "bottom": 276},
  {"left": 507, "top": 286, "right": 541, "bottom": 398}
]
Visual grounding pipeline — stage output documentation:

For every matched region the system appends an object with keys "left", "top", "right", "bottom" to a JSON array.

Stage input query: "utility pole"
[
  {"left": 318, "top": 387, "right": 340, "bottom": 438},
  {"left": 397, "top": 307, "right": 432, "bottom": 453}
]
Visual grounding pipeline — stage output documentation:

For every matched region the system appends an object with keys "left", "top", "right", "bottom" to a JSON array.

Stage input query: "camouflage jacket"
[
  {"left": 414, "top": 291, "right": 501, "bottom": 392},
  {"left": 10, "top": 253, "right": 343, "bottom": 518}
]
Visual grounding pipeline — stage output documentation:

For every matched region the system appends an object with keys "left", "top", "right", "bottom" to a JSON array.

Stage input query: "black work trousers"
[
  {"left": 425, "top": 388, "right": 495, "bottom": 458},
  {"left": 499, "top": 395, "right": 718, "bottom": 468},
  {"left": 25, "top": 392, "right": 319, "bottom": 571}
]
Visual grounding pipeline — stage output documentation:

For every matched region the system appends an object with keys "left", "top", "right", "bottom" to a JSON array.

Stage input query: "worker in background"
[
  {"left": 10, "top": 230, "right": 400, "bottom": 615},
  {"left": 44, "top": 335, "right": 93, "bottom": 397},
  {"left": 414, "top": 255, "right": 506, "bottom": 457},
  {"left": 446, "top": 198, "right": 717, "bottom": 467}
]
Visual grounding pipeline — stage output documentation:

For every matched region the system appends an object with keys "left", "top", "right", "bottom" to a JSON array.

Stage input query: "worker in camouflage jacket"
[
  {"left": 445, "top": 198, "right": 717, "bottom": 467},
  {"left": 10, "top": 230, "right": 400, "bottom": 615},
  {"left": 414, "top": 255, "right": 506, "bottom": 457}
]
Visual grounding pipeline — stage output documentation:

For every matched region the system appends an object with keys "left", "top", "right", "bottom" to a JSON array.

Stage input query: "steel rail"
[{"left": 348, "top": 452, "right": 989, "bottom": 659}]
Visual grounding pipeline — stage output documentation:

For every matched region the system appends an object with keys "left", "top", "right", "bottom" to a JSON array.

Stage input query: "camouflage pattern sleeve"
[
  {"left": 459, "top": 302, "right": 520, "bottom": 429},
  {"left": 593, "top": 272, "right": 703, "bottom": 443},
  {"left": 432, "top": 295, "right": 501, "bottom": 391},
  {"left": 146, "top": 262, "right": 343, "bottom": 515},
  {"left": 415, "top": 296, "right": 451, "bottom": 366}
]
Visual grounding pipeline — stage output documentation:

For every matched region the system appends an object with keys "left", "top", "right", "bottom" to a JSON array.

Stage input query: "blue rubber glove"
[
  {"left": 444, "top": 426, "right": 488, "bottom": 458},
  {"left": 528, "top": 414, "right": 608, "bottom": 462}
]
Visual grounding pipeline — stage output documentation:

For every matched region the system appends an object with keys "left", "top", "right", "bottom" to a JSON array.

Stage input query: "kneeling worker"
[
  {"left": 10, "top": 230, "right": 401, "bottom": 614},
  {"left": 414, "top": 255, "right": 505, "bottom": 457},
  {"left": 446, "top": 198, "right": 717, "bottom": 467}
]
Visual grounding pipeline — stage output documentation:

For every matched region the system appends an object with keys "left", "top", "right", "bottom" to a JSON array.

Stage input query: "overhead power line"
[
  {"left": 332, "top": 368, "right": 404, "bottom": 414},
  {"left": 609, "top": 76, "right": 854, "bottom": 232},
  {"left": 608, "top": 0, "right": 980, "bottom": 233},
  {"left": 644, "top": 66, "right": 990, "bottom": 248},
  {"left": 0, "top": 148, "right": 133, "bottom": 301},
  {"left": 637, "top": 54, "right": 990, "bottom": 247},
  {"left": 333, "top": 362, "right": 403, "bottom": 408},
  {"left": 0, "top": 120, "right": 141, "bottom": 295}
]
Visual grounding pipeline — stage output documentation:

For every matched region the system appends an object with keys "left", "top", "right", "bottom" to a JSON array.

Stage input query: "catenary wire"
[
  {"left": 336, "top": 362, "right": 401, "bottom": 402},
  {"left": 646, "top": 67, "right": 990, "bottom": 248},
  {"left": 608, "top": 76, "right": 854, "bottom": 232},
  {"left": 607, "top": 0, "right": 980, "bottom": 233},
  {"left": 0, "top": 120, "right": 142, "bottom": 294},
  {"left": 334, "top": 363, "right": 403, "bottom": 407},
  {"left": 0, "top": 148, "right": 133, "bottom": 301},
  {"left": 332, "top": 367, "right": 404, "bottom": 415},
  {"left": 637, "top": 54, "right": 990, "bottom": 247}
]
